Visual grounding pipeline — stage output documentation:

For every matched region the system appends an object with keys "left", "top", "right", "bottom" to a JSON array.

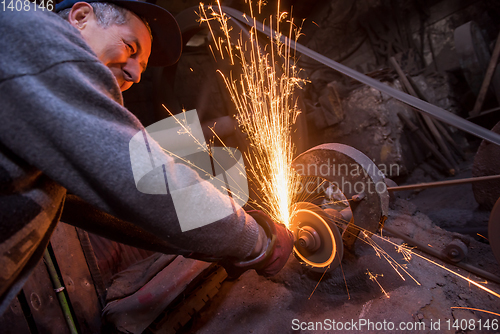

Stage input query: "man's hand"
[{"left": 222, "top": 210, "right": 294, "bottom": 278}]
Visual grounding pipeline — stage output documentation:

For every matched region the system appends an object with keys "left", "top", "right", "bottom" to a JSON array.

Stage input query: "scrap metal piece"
[
  {"left": 292, "top": 143, "right": 389, "bottom": 248},
  {"left": 290, "top": 202, "right": 343, "bottom": 272}
]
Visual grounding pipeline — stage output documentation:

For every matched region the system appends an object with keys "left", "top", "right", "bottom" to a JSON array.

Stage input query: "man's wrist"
[{"left": 248, "top": 224, "right": 267, "bottom": 259}]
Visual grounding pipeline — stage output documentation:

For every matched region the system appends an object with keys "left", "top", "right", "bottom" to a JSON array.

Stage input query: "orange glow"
[{"left": 198, "top": 0, "right": 304, "bottom": 228}]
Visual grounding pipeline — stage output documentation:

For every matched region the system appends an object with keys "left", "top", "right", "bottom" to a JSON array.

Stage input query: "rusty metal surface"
[
  {"left": 472, "top": 121, "right": 500, "bottom": 209},
  {"left": 292, "top": 144, "right": 389, "bottom": 242}
]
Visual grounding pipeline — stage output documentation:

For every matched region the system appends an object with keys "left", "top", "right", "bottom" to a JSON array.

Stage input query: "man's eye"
[{"left": 124, "top": 41, "right": 135, "bottom": 53}]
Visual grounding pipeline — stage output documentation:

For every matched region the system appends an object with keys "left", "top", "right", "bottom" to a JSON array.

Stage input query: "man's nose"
[{"left": 123, "top": 59, "right": 142, "bottom": 83}]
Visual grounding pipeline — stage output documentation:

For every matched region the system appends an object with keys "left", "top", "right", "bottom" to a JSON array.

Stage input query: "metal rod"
[
  {"left": 387, "top": 174, "right": 500, "bottom": 192},
  {"left": 383, "top": 226, "right": 500, "bottom": 285},
  {"left": 43, "top": 248, "right": 79, "bottom": 334},
  {"left": 466, "top": 106, "right": 500, "bottom": 120},
  {"left": 221, "top": 7, "right": 500, "bottom": 146}
]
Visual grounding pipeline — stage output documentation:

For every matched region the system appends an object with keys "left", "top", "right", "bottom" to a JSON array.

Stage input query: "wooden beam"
[{"left": 0, "top": 296, "right": 31, "bottom": 334}]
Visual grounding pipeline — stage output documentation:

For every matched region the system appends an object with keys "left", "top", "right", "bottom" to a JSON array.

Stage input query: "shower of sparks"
[
  {"left": 396, "top": 243, "right": 415, "bottom": 262},
  {"left": 368, "top": 230, "right": 500, "bottom": 300},
  {"left": 336, "top": 219, "right": 500, "bottom": 302},
  {"left": 159, "top": 105, "right": 250, "bottom": 204},
  {"left": 361, "top": 231, "right": 420, "bottom": 285},
  {"left": 366, "top": 270, "right": 390, "bottom": 298},
  {"left": 198, "top": 0, "right": 305, "bottom": 227},
  {"left": 175, "top": 0, "right": 500, "bottom": 307}
]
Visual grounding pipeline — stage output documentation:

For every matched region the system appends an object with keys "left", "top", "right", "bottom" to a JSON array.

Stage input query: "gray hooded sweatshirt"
[{"left": 0, "top": 6, "right": 259, "bottom": 313}]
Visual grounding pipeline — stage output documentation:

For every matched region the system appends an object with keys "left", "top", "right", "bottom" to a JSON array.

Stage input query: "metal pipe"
[
  {"left": 43, "top": 248, "right": 79, "bottom": 334},
  {"left": 383, "top": 226, "right": 500, "bottom": 284},
  {"left": 387, "top": 174, "right": 500, "bottom": 192}
]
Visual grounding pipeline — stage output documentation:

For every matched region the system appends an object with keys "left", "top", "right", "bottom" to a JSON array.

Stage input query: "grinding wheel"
[
  {"left": 291, "top": 143, "right": 389, "bottom": 249},
  {"left": 489, "top": 197, "right": 500, "bottom": 267},
  {"left": 290, "top": 202, "right": 343, "bottom": 272}
]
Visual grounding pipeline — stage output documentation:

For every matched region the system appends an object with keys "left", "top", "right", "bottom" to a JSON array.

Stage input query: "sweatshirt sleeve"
[{"left": 0, "top": 9, "right": 259, "bottom": 260}]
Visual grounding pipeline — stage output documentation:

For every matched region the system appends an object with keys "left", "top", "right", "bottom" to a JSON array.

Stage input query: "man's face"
[{"left": 70, "top": 3, "right": 152, "bottom": 91}]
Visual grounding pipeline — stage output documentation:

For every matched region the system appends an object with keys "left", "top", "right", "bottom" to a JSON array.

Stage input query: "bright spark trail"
[
  {"left": 198, "top": 0, "right": 305, "bottom": 228},
  {"left": 370, "top": 230, "right": 500, "bottom": 300},
  {"left": 366, "top": 270, "right": 390, "bottom": 298}
]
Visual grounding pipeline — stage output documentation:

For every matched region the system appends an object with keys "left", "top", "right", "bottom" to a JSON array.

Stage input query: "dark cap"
[{"left": 56, "top": 0, "right": 182, "bottom": 66}]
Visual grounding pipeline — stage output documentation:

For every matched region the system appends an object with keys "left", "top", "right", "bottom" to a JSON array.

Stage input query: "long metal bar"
[
  {"left": 387, "top": 174, "right": 500, "bottom": 192},
  {"left": 221, "top": 7, "right": 500, "bottom": 146}
]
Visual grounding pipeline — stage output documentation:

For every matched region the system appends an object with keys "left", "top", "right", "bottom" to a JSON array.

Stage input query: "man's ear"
[{"left": 68, "top": 2, "right": 94, "bottom": 30}]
